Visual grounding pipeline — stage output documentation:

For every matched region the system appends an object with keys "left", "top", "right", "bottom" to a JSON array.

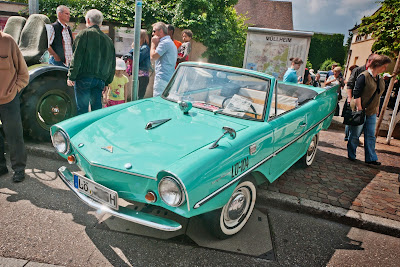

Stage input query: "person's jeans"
[
  {"left": 347, "top": 114, "right": 378, "bottom": 162},
  {"left": 49, "top": 56, "right": 66, "bottom": 67},
  {"left": 74, "top": 77, "right": 105, "bottom": 115},
  {"left": 153, "top": 78, "right": 169, "bottom": 97},
  {"left": 344, "top": 125, "right": 350, "bottom": 141},
  {"left": 0, "top": 94, "right": 27, "bottom": 172}
]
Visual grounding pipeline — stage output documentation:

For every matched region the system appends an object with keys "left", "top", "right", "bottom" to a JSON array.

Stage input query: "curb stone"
[
  {"left": 256, "top": 190, "right": 400, "bottom": 238},
  {"left": 0, "top": 256, "right": 62, "bottom": 267},
  {"left": 25, "top": 142, "right": 400, "bottom": 238}
]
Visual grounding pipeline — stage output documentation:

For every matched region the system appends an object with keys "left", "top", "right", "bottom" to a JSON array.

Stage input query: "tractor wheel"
[{"left": 21, "top": 75, "right": 76, "bottom": 141}]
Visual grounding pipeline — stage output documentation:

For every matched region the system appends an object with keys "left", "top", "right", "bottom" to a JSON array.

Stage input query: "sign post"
[
  {"left": 29, "top": 0, "right": 39, "bottom": 14},
  {"left": 131, "top": 0, "right": 142, "bottom": 101}
]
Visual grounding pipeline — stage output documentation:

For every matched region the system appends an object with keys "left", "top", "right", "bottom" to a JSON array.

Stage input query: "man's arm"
[
  {"left": 150, "top": 36, "right": 160, "bottom": 61},
  {"left": 353, "top": 74, "right": 366, "bottom": 111},
  {"left": 12, "top": 39, "right": 29, "bottom": 91},
  {"left": 67, "top": 32, "right": 86, "bottom": 84}
]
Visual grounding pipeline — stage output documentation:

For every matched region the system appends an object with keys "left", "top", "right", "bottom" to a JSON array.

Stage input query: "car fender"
[{"left": 28, "top": 64, "right": 68, "bottom": 81}]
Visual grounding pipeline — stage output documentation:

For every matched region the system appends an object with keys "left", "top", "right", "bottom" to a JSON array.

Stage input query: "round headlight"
[
  {"left": 52, "top": 130, "right": 69, "bottom": 154},
  {"left": 158, "top": 176, "right": 185, "bottom": 207}
]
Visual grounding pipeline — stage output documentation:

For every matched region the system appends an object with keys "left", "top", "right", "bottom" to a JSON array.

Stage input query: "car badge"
[
  {"left": 249, "top": 144, "right": 257, "bottom": 155},
  {"left": 102, "top": 146, "right": 113, "bottom": 153},
  {"left": 78, "top": 143, "right": 84, "bottom": 148}
]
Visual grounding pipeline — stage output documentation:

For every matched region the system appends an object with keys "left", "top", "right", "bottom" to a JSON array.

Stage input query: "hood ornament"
[
  {"left": 145, "top": 118, "right": 171, "bottom": 130},
  {"left": 178, "top": 100, "right": 192, "bottom": 115},
  {"left": 101, "top": 146, "right": 113, "bottom": 153}
]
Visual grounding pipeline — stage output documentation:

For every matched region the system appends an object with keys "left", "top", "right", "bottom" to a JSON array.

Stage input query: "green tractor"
[{"left": 4, "top": 14, "right": 76, "bottom": 142}]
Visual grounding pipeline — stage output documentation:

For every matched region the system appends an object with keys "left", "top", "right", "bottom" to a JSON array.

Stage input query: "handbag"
[{"left": 342, "top": 76, "right": 380, "bottom": 126}]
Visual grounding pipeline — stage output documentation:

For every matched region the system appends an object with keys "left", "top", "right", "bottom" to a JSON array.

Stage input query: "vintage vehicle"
[{"left": 52, "top": 62, "right": 337, "bottom": 239}]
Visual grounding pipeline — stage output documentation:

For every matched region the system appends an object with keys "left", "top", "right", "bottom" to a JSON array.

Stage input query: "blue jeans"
[
  {"left": 74, "top": 77, "right": 105, "bottom": 115},
  {"left": 347, "top": 114, "right": 378, "bottom": 162},
  {"left": 49, "top": 56, "right": 66, "bottom": 67}
]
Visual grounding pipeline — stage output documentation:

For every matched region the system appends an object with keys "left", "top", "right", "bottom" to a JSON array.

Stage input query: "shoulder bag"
[{"left": 342, "top": 76, "right": 379, "bottom": 126}]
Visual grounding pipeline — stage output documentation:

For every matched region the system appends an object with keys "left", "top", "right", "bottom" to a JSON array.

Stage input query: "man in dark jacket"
[
  {"left": 67, "top": 9, "right": 116, "bottom": 115},
  {"left": 48, "top": 5, "right": 73, "bottom": 67}
]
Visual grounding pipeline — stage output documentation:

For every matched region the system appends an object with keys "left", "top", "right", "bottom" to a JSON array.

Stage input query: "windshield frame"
[{"left": 161, "top": 64, "right": 272, "bottom": 122}]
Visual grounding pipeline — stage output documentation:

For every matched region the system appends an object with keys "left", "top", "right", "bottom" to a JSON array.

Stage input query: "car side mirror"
[{"left": 210, "top": 126, "right": 236, "bottom": 149}]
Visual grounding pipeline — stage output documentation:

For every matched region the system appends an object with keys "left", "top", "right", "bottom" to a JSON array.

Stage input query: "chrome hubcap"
[{"left": 223, "top": 187, "right": 251, "bottom": 227}]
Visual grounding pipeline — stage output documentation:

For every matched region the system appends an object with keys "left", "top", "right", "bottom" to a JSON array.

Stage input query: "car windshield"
[{"left": 163, "top": 65, "right": 270, "bottom": 121}]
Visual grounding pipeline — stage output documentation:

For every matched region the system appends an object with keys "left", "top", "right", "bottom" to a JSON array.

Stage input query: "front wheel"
[
  {"left": 205, "top": 178, "right": 257, "bottom": 239},
  {"left": 21, "top": 75, "right": 76, "bottom": 141}
]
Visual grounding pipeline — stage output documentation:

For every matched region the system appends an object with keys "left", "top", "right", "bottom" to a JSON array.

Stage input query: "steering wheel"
[{"left": 222, "top": 96, "right": 258, "bottom": 119}]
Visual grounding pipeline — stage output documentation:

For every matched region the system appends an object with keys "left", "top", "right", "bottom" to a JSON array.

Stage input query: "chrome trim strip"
[
  {"left": 71, "top": 143, "right": 156, "bottom": 180},
  {"left": 57, "top": 166, "right": 182, "bottom": 231},
  {"left": 193, "top": 108, "right": 336, "bottom": 209}
]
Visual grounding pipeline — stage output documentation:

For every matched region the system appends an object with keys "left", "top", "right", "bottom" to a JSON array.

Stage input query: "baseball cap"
[
  {"left": 383, "top": 73, "right": 392, "bottom": 78},
  {"left": 116, "top": 58, "right": 126, "bottom": 70}
]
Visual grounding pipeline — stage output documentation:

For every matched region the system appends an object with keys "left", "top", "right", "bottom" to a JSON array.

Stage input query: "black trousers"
[
  {"left": 0, "top": 94, "right": 26, "bottom": 172},
  {"left": 138, "top": 76, "right": 149, "bottom": 100}
]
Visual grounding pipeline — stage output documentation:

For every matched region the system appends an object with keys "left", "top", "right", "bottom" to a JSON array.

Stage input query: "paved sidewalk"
[
  {"left": 259, "top": 117, "right": 400, "bottom": 235},
  {"left": 0, "top": 256, "right": 62, "bottom": 266}
]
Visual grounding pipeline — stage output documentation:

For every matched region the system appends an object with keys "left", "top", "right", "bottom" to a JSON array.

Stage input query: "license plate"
[{"left": 73, "top": 173, "right": 118, "bottom": 210}]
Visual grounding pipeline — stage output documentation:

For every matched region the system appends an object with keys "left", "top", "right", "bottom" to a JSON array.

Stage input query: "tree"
[
  {"left": 308, "top": 33, "right": 346, "bottom": 70},
  {"left": 37, "top": 0, "right": 248, "bottom": 67},
  {"left": 358, "top": 0, "right": 400, "bottom": 140}
]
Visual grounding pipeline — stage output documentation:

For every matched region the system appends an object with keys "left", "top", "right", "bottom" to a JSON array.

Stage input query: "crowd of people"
[
  {"left": 0, "top": 5, "right": 194, "bottom": 183},
  {"left": 283, "top": 53, "right": 398, "bottom": 166}
]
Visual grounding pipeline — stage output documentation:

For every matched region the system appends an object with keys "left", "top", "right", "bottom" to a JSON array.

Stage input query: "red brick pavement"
[{"left": 261, "top": 127, "right": 400, "bottom": 222}]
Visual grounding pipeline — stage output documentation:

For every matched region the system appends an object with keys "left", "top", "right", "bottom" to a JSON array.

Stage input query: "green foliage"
[
  {"left": 308, "top": 33, "right": 346, "bottom": 70},
  {"left": 320, "top": 58, "right": 340, "bottom": 71},
  {"left": 358, "top": 0, "right": 400, "bottom": 59},
  {"left": 306, "top": 60, "right": 312, "bottom": 69},
  {"left": 37, "top": 0, "right": 248, "bottom": 67}
]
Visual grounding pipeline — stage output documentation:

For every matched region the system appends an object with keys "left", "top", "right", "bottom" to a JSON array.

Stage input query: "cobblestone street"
[{"left": 262, "top": 126, "right": 400, "bottom": 222}]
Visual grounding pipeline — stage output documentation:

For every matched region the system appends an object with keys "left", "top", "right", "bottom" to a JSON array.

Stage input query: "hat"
[
  {"left": 383, "top": 73, "right": 392, "bottom": 78},
  {"left": 116, "top": 58, "right": 126, "bottom": 70}
]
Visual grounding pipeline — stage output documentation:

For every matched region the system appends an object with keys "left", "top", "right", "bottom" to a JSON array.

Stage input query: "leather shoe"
[
  {"left": 366, "top": 161, "right": 381, "bottom": 166},
  {"left": 12, "top": 171, "right": 25, "bottom": 183},
  {"left": 347, "top": 157, "right": 356, "bottom": 162},
  {"left": 0, "top": 167, "right": 8, "bottom": 176}
]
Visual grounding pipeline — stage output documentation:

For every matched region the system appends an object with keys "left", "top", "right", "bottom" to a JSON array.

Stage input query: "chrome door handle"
[{"left": 299, "top": 122, "right": 307, "bottom": 127}]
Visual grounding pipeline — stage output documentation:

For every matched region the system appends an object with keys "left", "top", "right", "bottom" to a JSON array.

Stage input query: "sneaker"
[
  {"left": 366, "top": 161, "right": 381, "bottom": 166},
  {"left": 0, "top": 166, "right": 8, "bottom": 176},
  {"left": 12, "top": 171, "right": 25, "bottom": 183}
]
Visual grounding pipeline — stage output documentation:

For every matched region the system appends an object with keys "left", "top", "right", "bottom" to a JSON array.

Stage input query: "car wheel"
[
  {"left": 21, "top": 75, "right": 76, "bottom": 141},
  {"left": 205, "top": 178, "right": 257, "bottom": 239},
  {"left": 299, "top": 133, "right": 319, "bottom": 167}
]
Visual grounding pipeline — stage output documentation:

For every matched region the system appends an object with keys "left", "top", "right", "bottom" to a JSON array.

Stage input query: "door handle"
[{"left": 299, "top": 122, "right": 307, "bottom": 127}]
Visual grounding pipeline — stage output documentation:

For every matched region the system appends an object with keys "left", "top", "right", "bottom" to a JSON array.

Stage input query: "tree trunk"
[{"left": 375, "top": 52, "right": 400, "bottom": 137}]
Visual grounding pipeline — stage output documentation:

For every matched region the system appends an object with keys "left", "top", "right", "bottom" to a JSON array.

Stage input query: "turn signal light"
[
  {"left": 67, "top": 155, "right": 76, "bottom": 164},
  {"left": 145, "top": 191, "right": 157, "bottom": 203}
]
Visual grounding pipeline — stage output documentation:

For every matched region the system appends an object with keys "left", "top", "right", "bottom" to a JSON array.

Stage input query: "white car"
[{"left": 318, "top": 71, "right": 329, "bottom": 82}]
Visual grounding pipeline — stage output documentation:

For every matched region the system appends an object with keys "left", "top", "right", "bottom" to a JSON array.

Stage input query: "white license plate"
[{"left": 73, "top": 173, "right": 118, "bottom": 210}]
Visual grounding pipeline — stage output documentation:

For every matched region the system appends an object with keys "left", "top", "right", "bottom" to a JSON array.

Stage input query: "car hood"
[{"left": 71, "top": 99, "right": 248, "bottom": 177}]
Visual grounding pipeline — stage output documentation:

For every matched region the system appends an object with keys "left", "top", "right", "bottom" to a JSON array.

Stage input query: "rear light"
[
  {"left": 67, "top": 155, "right": 76, "bottom": 164},
  {"left": 145, "top": 191, "right": 157, "bottom": 203}
]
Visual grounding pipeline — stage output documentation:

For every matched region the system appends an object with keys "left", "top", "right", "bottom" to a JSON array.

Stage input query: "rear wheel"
[
  {"left": 204, "top": 178, "right": 257, "bottom": 239},
  {"left": 299, "top": 133, "right": 319, "bottom": 167},
  {"left": 21, "top": 75, "right": 76, "bottom": 141}
]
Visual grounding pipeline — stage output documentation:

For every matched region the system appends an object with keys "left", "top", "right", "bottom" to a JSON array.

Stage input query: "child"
[
  {"left": 105, "top": 58, "right": 129, "bottom": 107},
  {"left": 177, "top": 29, "right": 193, "bottom": 65}
]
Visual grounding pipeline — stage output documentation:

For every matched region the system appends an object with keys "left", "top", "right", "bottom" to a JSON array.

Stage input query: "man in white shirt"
[{"left": 47, "top": 5, "right": 73, "bottom": 67}]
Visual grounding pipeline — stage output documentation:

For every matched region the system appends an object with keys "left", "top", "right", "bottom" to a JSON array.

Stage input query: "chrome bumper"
[{"left": 57, "top": 166, "right": 182, "bottom": 232}]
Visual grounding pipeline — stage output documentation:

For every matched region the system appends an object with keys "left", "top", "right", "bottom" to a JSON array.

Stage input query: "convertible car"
[{"left": 52, "top": 62, "right": 337, "bottom": 239}]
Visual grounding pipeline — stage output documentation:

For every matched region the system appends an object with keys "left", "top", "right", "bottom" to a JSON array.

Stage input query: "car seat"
[{"left": 3, "top": 16, "right": 27, "bottom": 44}]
